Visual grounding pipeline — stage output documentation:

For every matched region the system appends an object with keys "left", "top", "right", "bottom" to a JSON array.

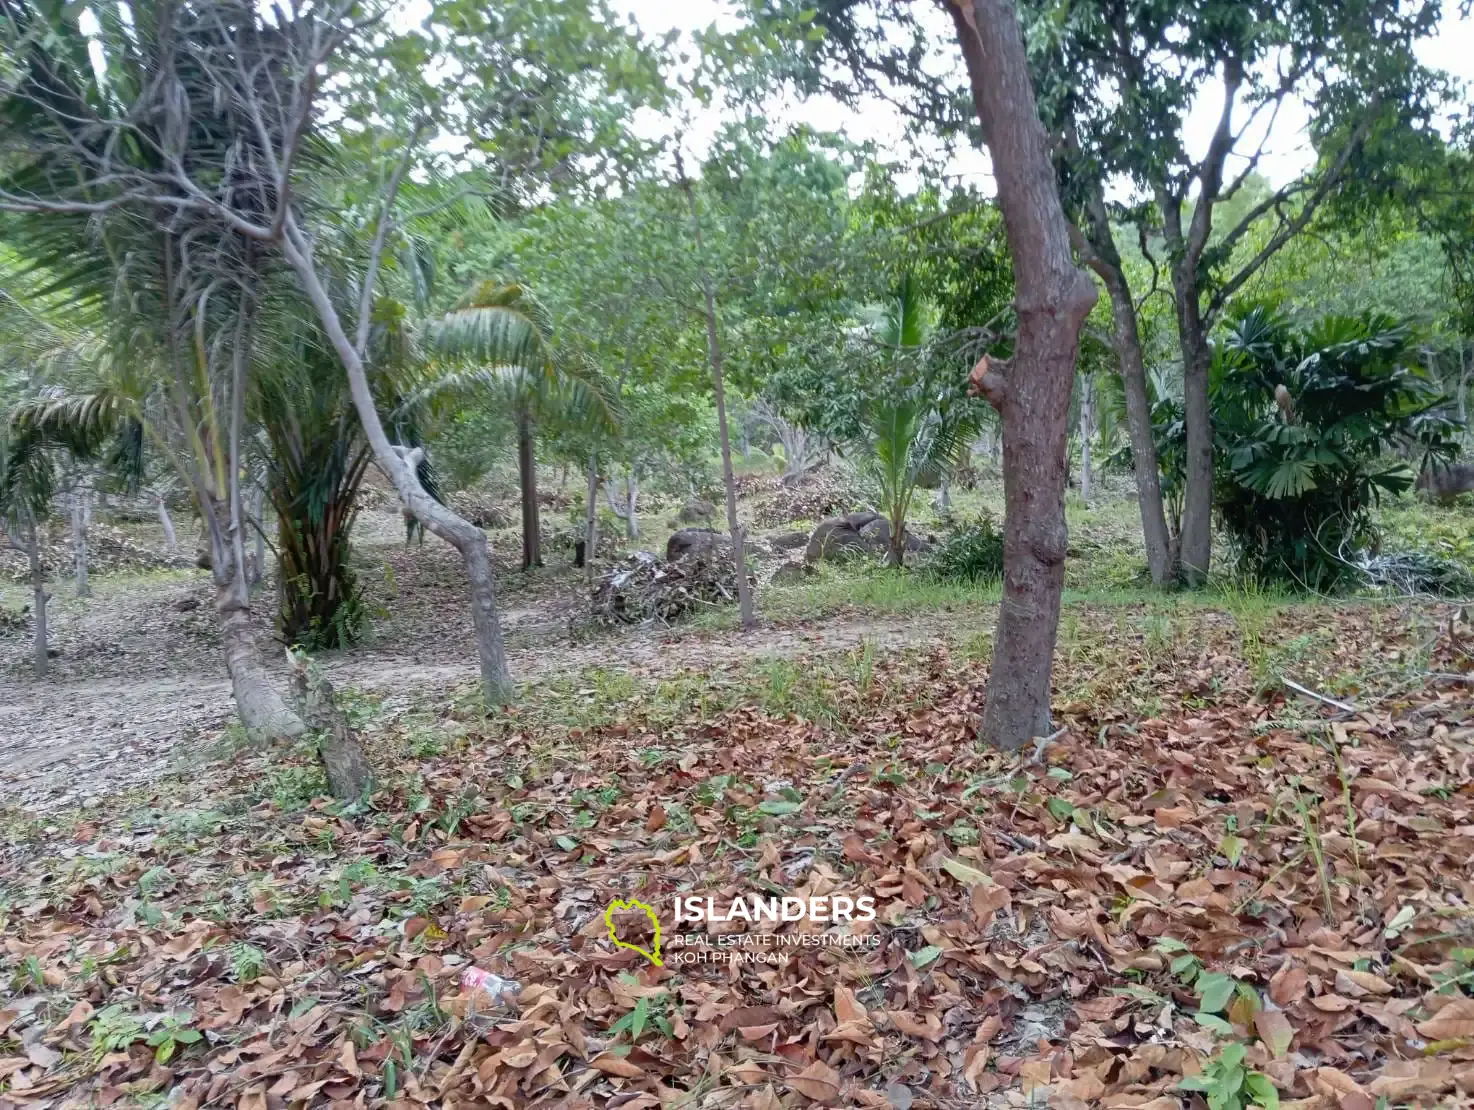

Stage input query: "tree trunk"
[
  {"left": 290, "top": 653, "right": 373, "bottom": 801},
  {"left": 517, "top": 406, "right": 541, "bottom": 570},
  {"left": 205, "top": 495, "right": 305, "bottom": 741},
  {"left": 938, "top": 475, "right": 952, "bottom": 516},
  {"left": 1073, "top": 184, "right": 1176, "bottom": 582},
  {"left": 584, "top": 450, "right": 599, "bottom": 583},
  {"left": 283, "top": 216, "right": 514, "bottom": 707},
  {"left": 25, "top": 516, "right": 48, "bottom": 678},
  {"left": 1175, "top": 296, "right": 1214, "bottom": 585},
  {"left": 248, "top": 484, "right": 266, "bottom": 587},
  {"left": 678, "top": 164, "right": 755, "bottom": 631},
  {"left": 623, "top": 471, "right": 638, "bottom": 540},
  {"left": 1078, "top": 372, "right": 1094, "bottom": 505},
  {"left": 157, "top": 493, "right": 178, "bottom": 554},
  {"left": 71, "top": 477, "right": 91, "bottom": 598},
  {"left": 952, "top": 0, "right": 1099, "bottom": 750},
  {"left": 1106, "top": 273, "right": 1175, "bottom": 582}
]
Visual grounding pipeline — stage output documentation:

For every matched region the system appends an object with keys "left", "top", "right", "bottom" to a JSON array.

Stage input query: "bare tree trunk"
[
  {"left": 1078, "top": 372, "right": 1094, "bottom": 505},
  {"left": 1072, "top": 190, "right": 1175, "bottom": 582},
  {"left": 206, "top": 490, "right": 304, "bottom": 740},
  {"left": 25, "top": 515, "right": 48, "bottom": 678},
  {"left": 584, "top": 450, "right": 599, "bottom": 583},
  {"left": 517, "top": 407, "right": 541, "bottom": 571},
  {"left": 623, "top": 471, "right": 638, "bottom": 540},
  {"left": 1176, "top": 310, "right": 1214, "bottom": 585},
  {"left": 937, "top": 475, "right": 952, "bottom": 516},
  {"left": 678, "top": 160, "right": 755, "bottom": 631},
  {"left": 157, "top": 492, "right": 178, "bottom": 554},
  {"left": 283, "top": 213, "right": 514, "bottom": 707},
  {"left": 70, "top": 477, "right": 91, "bottom": 598},
  {"left": 953, "top": 0, "right": 1099, "bottom": 750}
]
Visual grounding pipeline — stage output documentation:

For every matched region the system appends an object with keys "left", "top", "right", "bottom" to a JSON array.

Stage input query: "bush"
[
  {"left": 928, "top": 516, "right": 1004, "bottom": 583},
  {"left": 1208, "top": 308, "right": 1458, "bottom": 592}
]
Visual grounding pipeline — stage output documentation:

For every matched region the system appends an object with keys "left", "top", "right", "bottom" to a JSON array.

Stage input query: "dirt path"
[{"left": 0, "top": 606, "right": 950, "bottom": 815}]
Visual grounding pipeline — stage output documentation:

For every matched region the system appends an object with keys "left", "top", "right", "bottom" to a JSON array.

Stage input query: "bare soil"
[{"left": 0, "top": 509, "right": 952, "bottom": 814}]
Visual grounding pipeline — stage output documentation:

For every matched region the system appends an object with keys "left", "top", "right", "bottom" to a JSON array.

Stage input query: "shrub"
[
  {"left": 929, "top": 516, "right": 1004, "bottom": 583},
  {"left": 1208, "top": 308, "right": 1458, "bottom": 592}
]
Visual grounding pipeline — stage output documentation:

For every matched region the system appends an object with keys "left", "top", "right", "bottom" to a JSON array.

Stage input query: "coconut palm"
[
  {"left": 854, "top": 274, "right": 981, "bottom": 567},
  {"left": 427, "top": 280, "right": 614, "bottom": 570}
]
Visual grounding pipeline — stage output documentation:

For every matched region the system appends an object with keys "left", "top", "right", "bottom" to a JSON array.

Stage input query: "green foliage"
[
  {"left": 1179, "top": 1042, "right": 1279, "bottom": 1110},
  {"left": 1208, "top": 308, "right": 1458, "bottom": 591},
  {"left": 928, "top": 516, "right": 1004, "bottom": 584}
]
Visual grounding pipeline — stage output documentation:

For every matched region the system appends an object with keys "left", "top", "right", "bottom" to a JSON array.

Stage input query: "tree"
[
  {"left": 678, "top": 151, "right": 756, "bottom": 631},
  {"left": 1021, "top": 0, "right": 1450, "bottom": 583},
  {"left": 1205, "top": 307, "right": 1458, "bottom": 589},
  {"left": 951, "top": 0, "right": 1099, "bottom": 749},
  {"left": 862, "top": 276, "right": 980, "bottom": 566},
  {"left": 0, "top": 1, "right": 306, "bottom": 738},
  {"left": 428, "top": 281, "right": 609, "bottom": 573}
]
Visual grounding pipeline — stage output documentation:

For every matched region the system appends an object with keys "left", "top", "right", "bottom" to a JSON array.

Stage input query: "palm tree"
[
  {"left": 427, "top": 280, "right": 612, "bottom": 570},
  {"left": 856, "top": 274, "right": 980, "bottom": 567}
]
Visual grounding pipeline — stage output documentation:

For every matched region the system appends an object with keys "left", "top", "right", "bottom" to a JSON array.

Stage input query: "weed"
[{"left": 1179, "top": 1042, "right": 1279, "bottom": 1109}]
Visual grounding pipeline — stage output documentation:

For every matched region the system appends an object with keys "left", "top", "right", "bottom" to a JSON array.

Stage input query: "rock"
[
  {"left": 173, "top": 598, "right": 200, "bottom": 612},
  {"left": 666, "top": 528, "right": 731, "bottom": 563},
  {"left": 770, "top": 561, "right": 813, "bottom": 586},
  {"left": 676, "top": 499, "right": 718, "bottom": 525},
  {"left": 804, "top": 512, "right": 886, "bottom": 564},
  {"left": 770, "top": 530, "right": 809, "bottom": 551},
  {"left": 804, "top": 512, "right": 930, "bottom": 563}
]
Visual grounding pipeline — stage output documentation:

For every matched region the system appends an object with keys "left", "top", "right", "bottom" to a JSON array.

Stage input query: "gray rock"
[
  {"left": 769, "top": 530, "right": 809, "bottom": 551},
  {"left": 666, "top": 528, "right": 731, "bottom": 563},
  {"left": 676, "top": 499, "right": 718, "bottom": 525}
]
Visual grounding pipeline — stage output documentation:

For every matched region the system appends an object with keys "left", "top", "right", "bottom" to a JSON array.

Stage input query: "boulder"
[
  {"left": 676, "top": 499, "right": 718, "bottom": 525},
  {"left": 770, "top": 530, "right": 809, "bottom": 551},
  {"left": 805, "top": 515, "right": 882, "bottom": 564},
  {"left": 666, "top": 528, "right": 730, "bottom": 563}
]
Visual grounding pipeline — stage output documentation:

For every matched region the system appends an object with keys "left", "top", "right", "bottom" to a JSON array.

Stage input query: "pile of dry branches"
[{"left": 589, "top": 549, "right": 747, "bottom": 627}]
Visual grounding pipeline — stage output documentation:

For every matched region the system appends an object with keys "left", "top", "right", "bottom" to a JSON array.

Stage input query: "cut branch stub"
[{"left": 968, "top": 355, "right": 1009, "bottom": 412}]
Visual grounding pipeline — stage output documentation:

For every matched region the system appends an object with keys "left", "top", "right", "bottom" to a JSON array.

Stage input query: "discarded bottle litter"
[{"left": 460, "top": 965, "right": 519, "bottom": 1002}]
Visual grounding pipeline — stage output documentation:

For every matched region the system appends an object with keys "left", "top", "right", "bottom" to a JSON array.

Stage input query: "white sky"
[{"left": 620, "top": 0, "right": 1474, "bottom": 195}]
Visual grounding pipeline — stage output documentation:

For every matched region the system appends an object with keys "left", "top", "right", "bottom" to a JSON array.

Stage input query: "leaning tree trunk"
[
  {"left": 204, "top": 495, "right": 305, "bottom": 741},
  {"left": 517, "top": 407, "right": 542, "bottom": 571},
  {"left": 25, "top": 516, "right": 48, "bottom": 678},
  {"left": 679, "top": 165, "right": 755, "bottom": 630},
  {"left": 71, "top": 478, "right": 91, "bottom": 598},
  {"left": 952, "top": 0, "right": 1099, "bottom": 750},
  {"left": 283, "top": 216, "right": 514, "bottom": 707},
  {"left": 157, "top": 493, "right": 178, "bottom": 554}
]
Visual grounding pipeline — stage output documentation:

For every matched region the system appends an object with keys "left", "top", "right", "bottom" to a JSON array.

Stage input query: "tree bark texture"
[
  {"left": 680, "top": 167, "right": 755, "bottom": 630},
  {"left": 283, "top": 216, "right": 514, "bottom": 706},
  {"left": 517, "top": 407, "right": 542, "bottom": 570},
  {"left": 952, "top": 0, "right": 1099, "bottom": 750},
  {"left": 290, "top": 653, "right": 374, "bottom": 801}
]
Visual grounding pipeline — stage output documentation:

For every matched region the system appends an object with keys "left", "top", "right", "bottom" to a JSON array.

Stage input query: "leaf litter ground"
[{"left": 2, "top": 601, "right": 1473, "bottom": 1110}]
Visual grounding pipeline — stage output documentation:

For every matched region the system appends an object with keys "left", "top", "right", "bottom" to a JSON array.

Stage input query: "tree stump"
[{"left": 288, "top": 650, "right": 374, "bottom": 801}]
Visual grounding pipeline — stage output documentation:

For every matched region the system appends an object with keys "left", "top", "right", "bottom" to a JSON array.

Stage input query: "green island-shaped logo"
[{"left": 604, "top": 898, "right": 663, "bottom": 966}]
